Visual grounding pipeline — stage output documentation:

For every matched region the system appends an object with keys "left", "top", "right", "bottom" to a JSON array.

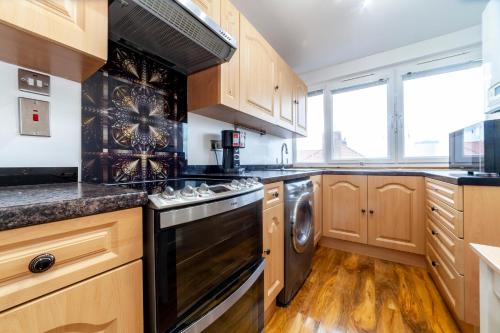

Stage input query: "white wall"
[
  {"left": 301, "top": 25, "right": 482, "bottom": 88},
  {"left": 188, "top": 113, "right": 293, "bottom": 166},
  {"left": 0, "top": 61, "right": 81, "bottom": 168}
]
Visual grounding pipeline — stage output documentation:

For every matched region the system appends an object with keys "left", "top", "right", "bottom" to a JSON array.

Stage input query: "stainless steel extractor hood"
[{"left": 109, "top": 0, "right": 237, "bottom": 74}]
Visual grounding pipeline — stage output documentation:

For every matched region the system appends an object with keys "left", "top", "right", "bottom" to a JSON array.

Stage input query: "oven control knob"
[
  {"left": 231, "top": 180, "right": 241, "bottom": 189},
  {"left": 161, "top": 186, "right": 176, "bottom": 199},
  {"left": 180, "top": 185, "right": 196, "bottom": 198}
]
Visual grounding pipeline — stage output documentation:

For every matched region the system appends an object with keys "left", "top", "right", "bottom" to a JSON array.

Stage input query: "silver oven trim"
[
  {"left": 159, "top": 189, "right": 263, "bottom": 229},
  {"left": 180, "top": 259, "right": 265, "bottom": 333}
]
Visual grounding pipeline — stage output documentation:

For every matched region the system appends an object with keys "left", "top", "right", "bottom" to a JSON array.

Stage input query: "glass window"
[
  {"left": 403, "top": 64, "right": 484, "bottom": 158},
  {"left": 331, "top": 81, "right": 388, "bottom": 160},
  {"left": 296, "top": 92, "right": 325, "bottom": 162}
]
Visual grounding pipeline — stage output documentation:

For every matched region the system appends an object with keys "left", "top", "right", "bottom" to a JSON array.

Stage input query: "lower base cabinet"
[
  {"left": 263, "top": 202, "right": 284, "bottom": 310},
  {"left": 0, "top": 260, "right": 143, "bottom": 332},
  {"left": 322, "top": 175, "right": 425, "bottom": 254}
]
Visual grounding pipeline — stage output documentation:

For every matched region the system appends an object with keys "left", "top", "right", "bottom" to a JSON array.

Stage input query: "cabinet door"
[
  {"left": 367, "top": 176, "right": 425, "bottom": 254},
  {"left": 311, "top": 175, "right": 323, "bottom": 246},
  {"left": 323, "top": 175, "right": 368, "bottom": 244},
  {"left": 276, "top": 59, "right": 295, "bottom": 131},
  {"left": 0, "top": 1, "right": 107, "bottom": 60},
  {"left": 240, "top": 15, "right": 277, "bottom": 124},
  {"left": 262, "top": 203, "right": 284, "bottom": 310},
  {"left": 192, "top": 0, "right": 221, "bottom": 23},
  {"left": 294, "top": 80, "right": 308, "bottom": 136},
  {"left": 0, "top": 261, "right": 143, "bottom": 333},
  {"left": 219, "top": 0, "right": 239, "bottom": 109}
]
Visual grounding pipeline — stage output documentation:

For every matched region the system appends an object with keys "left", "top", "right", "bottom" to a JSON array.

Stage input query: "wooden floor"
[{"left": 265, "top": 246, "right": 460, "bottom": 333}]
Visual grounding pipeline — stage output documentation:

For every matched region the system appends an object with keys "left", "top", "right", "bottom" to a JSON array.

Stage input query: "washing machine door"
[{"left": 291, "top": 192, "right": 313, "bottom": 253}]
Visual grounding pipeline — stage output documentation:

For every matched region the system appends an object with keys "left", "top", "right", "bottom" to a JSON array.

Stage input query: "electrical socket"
[{"left": 210, "top": 139, "right": 222, "bottom": 150}]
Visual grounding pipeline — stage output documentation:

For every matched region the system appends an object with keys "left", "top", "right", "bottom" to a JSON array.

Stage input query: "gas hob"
[{"left": 109, "top": 177, "right": 263, "bottom": 210}]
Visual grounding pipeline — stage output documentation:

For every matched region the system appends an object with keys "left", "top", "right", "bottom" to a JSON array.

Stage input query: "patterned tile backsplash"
[{"left": 82, "top": 41, "right": 187, "bottom": 183}]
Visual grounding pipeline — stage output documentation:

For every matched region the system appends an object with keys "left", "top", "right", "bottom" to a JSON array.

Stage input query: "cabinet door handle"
[
  {"left": 431, "top": 260, "right": 439, "bottom": 267},
  {"left": 263, "top": 249, "right": 271, "bottom": 255},
  {"left": 272, "top": 192, "right": 279, "bottom": 198},
  {"left": 275, "top": 85, "right": 279, "bottom": 90},
  {"left": 29, "top": 253, "right": 56, "bottom": 273},
  {"left": 361, "top": 209, "right": 366, "bottom": 213},
  {"left": 369, "top": 210, "right": 374, "bottom": 214}
]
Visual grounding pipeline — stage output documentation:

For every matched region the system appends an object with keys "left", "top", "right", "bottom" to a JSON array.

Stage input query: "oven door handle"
[{"left": 180, "top": 259, "right": 265, "bottom": 333}]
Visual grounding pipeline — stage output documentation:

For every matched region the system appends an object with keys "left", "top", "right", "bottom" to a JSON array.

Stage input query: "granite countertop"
[
  {"left": 183, "top": 169, "right": 324, "bottom": 184},
  {"left": 184, "top": 168, "right": 500, "bottom": 186},
  {"left": 0, "top": 182, "right": 148, "bottom": 231}
]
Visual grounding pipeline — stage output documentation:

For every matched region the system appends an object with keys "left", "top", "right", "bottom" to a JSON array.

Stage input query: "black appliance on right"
[{"left": 449, "top": 119, "right": 500, "bottom": 175}]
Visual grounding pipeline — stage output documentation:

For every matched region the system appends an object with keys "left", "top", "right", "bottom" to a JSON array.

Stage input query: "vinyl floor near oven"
[{"left": 265, "top": 247, "right": 459, "bottom": 333}]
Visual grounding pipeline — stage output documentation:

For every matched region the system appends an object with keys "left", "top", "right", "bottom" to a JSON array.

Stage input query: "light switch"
[
  {"left": 18, "top": 69, "right": 50, "bottom": 96},
  {"left": 19, "top": 97, "right": 50, "bottom": 137}
]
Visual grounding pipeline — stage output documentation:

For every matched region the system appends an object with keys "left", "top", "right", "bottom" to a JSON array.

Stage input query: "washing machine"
[{"left": 277, "top": 178, "right": 315, "bottom": 306}]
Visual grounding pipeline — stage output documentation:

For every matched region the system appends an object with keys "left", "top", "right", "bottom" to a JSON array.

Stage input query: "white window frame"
[{"left": 294, "top": 46, "right": 482, "bottom": 167}]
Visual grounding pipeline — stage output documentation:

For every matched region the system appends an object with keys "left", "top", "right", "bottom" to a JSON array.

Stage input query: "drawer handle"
[
  {"left": 431, "top": 229, "right": 439, "bottom": 236},
  {"left": 272, "top": 192, "right": 279, "bottom": 199},
  {"left": 361, "top": 209, "right": 366, "bottom": 213},
  {"left": 29, "top": 253, "right": 56, "bottom": 273},
  {"left": 431, "top": 206, "right": 439, "bottom": 213},
  {"left": 263, "top": 249, "right": 271, "bottom": 255},
  {"left": 431, "top": 260, "right": 439, "bottom": 268}
]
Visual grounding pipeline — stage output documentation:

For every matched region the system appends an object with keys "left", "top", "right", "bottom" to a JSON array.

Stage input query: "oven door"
[{"left": 151, "top": 190, "right": 263, "bottom": 333}]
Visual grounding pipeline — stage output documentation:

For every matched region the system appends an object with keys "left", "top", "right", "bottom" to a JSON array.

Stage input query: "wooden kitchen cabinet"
[
  {"left": 192, "top": 0, "right": 221, "bottom": 24},
  {"left": 188, "top": 0, "right": 240, "bottom": 111},
  {"left": 311, "top": 175, "right": 323, "bottom": 246},
  {"left": 0, "top": 207, "right": 142, "bottom": 312},
  {"left": 275, "top": 59, "right": 295, "bottom": 131},
  {"left": 262, "top": 202, "right": 285, "bottom": 311},
  {"left": 0, "top": 0, "right": 107, "bottom": 82},
  {"left": 0, "top": 260, "right": 143, "bottom": 333},
  {"left": 322, "top": 175, "right": 368, "bottom": 244},
  {"left": 294, "top": 78, "right": 308, "bottom": 136},
  {"left": 367, "top": 176, "right": 425, "bottom": 254},
  {"left": 240, "top": 14, "right": 278, "bottom": 125}
]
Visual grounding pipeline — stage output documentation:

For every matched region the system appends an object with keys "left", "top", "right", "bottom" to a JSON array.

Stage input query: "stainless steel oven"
[{"left": 144, "top": 189, "right": 264, "bottom": 333}]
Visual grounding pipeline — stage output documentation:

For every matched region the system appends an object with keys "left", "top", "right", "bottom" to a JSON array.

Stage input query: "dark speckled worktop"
[
  {"left": 0, "top": 182, "right": 148, "bottom": 231},
  {"left": 184, "top": 168, "right": 500, "bottom": 186}
]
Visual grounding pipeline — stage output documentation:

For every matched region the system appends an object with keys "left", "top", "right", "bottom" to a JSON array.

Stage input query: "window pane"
[
  {"left": 331, "top": 83, "right": 388, "bottom": 160},
  {"left": 296, "top": 93, "right": 324, "bottom": 162},
  {"left": 403, "top": 65, "right": 484, "bottom": 158}
]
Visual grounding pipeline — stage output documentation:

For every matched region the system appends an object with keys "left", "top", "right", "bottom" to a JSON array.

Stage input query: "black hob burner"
[{"left": 108, "top": 177, "right": 262, "bottom": 210}]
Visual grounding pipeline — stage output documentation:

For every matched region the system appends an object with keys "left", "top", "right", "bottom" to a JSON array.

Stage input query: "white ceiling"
[{"left": 231, "top": 0, "right": 488, "bottom": 74}]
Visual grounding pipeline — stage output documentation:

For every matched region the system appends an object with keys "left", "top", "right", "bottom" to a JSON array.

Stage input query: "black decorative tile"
[{"left": 82, "top": 41, "right": 187, "bottom": 184}]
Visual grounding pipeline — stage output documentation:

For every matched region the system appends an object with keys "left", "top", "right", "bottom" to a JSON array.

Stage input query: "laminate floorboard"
[{"left": 265, "top": 246, "right": 460, "bottom": 333}]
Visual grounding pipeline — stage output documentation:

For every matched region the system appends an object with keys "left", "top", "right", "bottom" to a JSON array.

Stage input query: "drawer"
[
  {"left": 0, "top": 207, "right": 142, "bottom": 312},
  {"left": 426, "top": 242, "right": 464, "bottom": 320},
  {"left": 263, "top": 182, "right": 284, "bottom": 210},
  {"left": 0, "top": 261, "right": 143, "bottom": 332},
  {"left": 426, "top": 197, "right": 464, "bottom": 238},
  {"left": 426, "top": 178, "right": 463, "bottom": 211},
  {"left": 426, "top": 216, "right": 464, "bottom": 274}
]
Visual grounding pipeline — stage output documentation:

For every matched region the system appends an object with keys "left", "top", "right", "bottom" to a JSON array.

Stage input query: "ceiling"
[{"left": 231, "top": 0, "right": 488, "bottom": 74}]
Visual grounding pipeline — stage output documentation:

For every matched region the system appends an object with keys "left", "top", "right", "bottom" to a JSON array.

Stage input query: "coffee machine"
[{"left": 221, "top": 130, "right": 245, "bottom": 173}]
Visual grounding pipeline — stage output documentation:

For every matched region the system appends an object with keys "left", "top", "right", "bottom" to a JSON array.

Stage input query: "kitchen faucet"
[{"left": 280, "top": 143, "right": 289, "bottom": 170}]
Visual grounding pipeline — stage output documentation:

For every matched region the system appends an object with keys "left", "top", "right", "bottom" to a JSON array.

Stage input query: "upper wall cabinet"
[
  {"left": 188, "top": 0, "right": 239, "bottom": 112},
  {"left": 187, "top": 0, "right": 308, "bottom": 138},
  {"left": 294, "top": 79, "right": 308, "bottom": 136},
  {"left": 192, "top": 0, "right": 221, "bottom": 24},
  {"left": 239, "top": 14, "right": 278, "bottom": 125},
  {"left": 0, "top": 0, "right": 107, "bottom": 82}
]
